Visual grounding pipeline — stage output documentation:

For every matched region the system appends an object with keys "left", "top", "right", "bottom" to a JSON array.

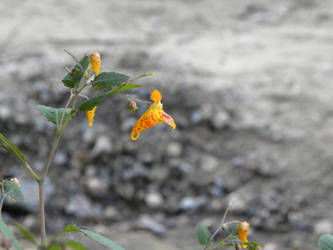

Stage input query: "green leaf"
[
  {"left": 12, "top": 222, "right": 37, "bottom": 245},
  {"left": 197, "top": 224, "right": 211, "bottom": 246},
  {"left": 78, "top": 83, "right": 141, "bottom": 112},
  {"left": 62, "top": 55, "right": 89, "bottom": 88},
  {"left": 245, "top": 242, "right": 264, "bottom": 247},
  {"left": 64, "top": 225, "right": 125, "bottom": 250},
  {"left": 319, "top": 234, "right": 333, "bottom": 250},
  {"left": 0, "top": 133, "right": 25, "bottom": 162},
  {"left": 108, "top": 83, "right": 141, "bottom": 94},
  {"left": 65, "top": 241, "right": 87, "bottom": 250},
  {"left": 78, "top": 92, "right": 109, "bottom": 111},
  {"left": 0, "top": 217, "right": 23, "bottom": 250},
  {"left": 47, "top": 243, "right": 63, "bottom": 250},
  {"left": 4, "top": 179, "right": 24, "bottom": 202},
  {"left": 37, "top": 105, "right": 74, "bottom": 126},
  {"left": 92, "top": 72, "right": 130, "bottom": 90},
  {"left": 228, "top": 225, "right": 238, "bottom": 236}
]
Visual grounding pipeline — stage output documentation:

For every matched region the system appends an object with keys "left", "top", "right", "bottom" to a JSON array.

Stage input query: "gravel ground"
[{"left": 1, "top": 0, "right": 333, "bottom": 249}]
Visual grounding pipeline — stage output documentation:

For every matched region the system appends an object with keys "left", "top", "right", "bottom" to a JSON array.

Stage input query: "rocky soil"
[{"left": 1, "top": 0, "right": 333, "bottom": 249}]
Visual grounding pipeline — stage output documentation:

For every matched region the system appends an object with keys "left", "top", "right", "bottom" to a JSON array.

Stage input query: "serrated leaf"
[
  {"left": 0, "top": 133, "right": 25, "bottom": 162},
  {"left": 12, "top": 222, "right": 37, "bottom": 245},
  {"left": 62, "top": 55, "right": 89, "bottom": 88},
  {"left": 64, "top": 225, "right": 125, "bottom": 250},
  {"left": 92, "top": 72, "right": 130, "bottom": 90},
  {"left": 0, "top": 218, "right": 23, "bottom": 250},
  {"left": 37, "top": 105, "right": 74, "bottom": 126},
  {"left": 319, "top": 234, "right": 333, "bottom": 250},
  {"left": 65, "top": 241, "right": 87, "bottom": 250},
  {"left": 78, "top": 83, "right": 141, "bottom": 112},
  {"left": 197, "top": 224, "right": 211, "bottom": 246},
  {"left": 78, "top": 92, "right": 110, "bottom": 111},
  {"left": 4, "top": 180, "right": 24, "bottom": 202}
]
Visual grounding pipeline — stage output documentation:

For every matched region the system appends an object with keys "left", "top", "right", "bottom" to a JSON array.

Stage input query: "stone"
[
  {"left": 314, "top": 220, "right": 333, "bottom": 235},
  {"left": 145, "top": 191, "right": 163, "bottom": 208},
  {"left": 91, "top": 136, "right": 112, "bottom": 156},
  {"left": 166, "top": 142, "right": 183, "bottom": 157},
  {"left": 85, "top": 177, "right": 109, "bottom": 199}
]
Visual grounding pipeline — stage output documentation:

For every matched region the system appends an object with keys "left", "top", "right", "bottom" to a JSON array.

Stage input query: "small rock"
[
  {"left": 211, "top": 111, "right": 230, "bottom": 130},
  {"left": 104, "top": 206, "right": 118, "bottom": 219},
  {"left": 65, "top": 194, "right": 103, "bottom": 218},
  {"left": 200, "top": 155, "right": 219, "bottom": 172},
  {"left": 85, "top": 177, "right": 109, "bottom": 199},
  {"left": 178, "top": 196, "right": 207, "bottom": 212},
  {"left": 136, "top": 214, "right": 166, "bottom": 236},
  {"left": 314, "top": 220, "right": 333, "bottom": 235},
  {"left": 91, "top": 136, "right": 112, "bottom": 156},
  {"left": 54, "top": 151, "right": 67, "bottom": 165},
  {"left": 145, "top": 191, "right": 163, "bottom": 208},
  {"left": 166, "top": 142, "right": 183, "bottom": 157}
]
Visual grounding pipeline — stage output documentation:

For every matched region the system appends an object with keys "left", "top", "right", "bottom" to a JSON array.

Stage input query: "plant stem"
[
  {"left": 204, "top": 203, "right": 233, "bottom": 250},
  {"left": 0, "top": 186, "right": 6, "bottom": 218},
  {"left": 38, "top": 92, "right": 75, "bottom": 245},
  {"left": 37, "top": 81, "right": 87, "bottom": 245}
]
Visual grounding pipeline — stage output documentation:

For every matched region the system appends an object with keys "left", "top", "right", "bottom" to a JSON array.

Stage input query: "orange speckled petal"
[
  {"left": 131, "top": 105, "right": 164, "bottom": 141},
  {"left": 162, "top": 112, "right": 176, "bottom": 129},
  {"left": 151, "top": 89, "right": 162, "bottom": 103},
  {"left": 86, "top": 107, "right": 96, "bottom": 127}
]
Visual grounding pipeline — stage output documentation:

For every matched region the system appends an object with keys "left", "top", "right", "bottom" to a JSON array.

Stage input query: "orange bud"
[
  {"left": 238, "top": 221, "right": 250, "bottom": 248},
  {"left": 86, "top": 107, "right": 96, "bottom": 127},
  {"left": 89, "top": 52, "right": 101, "bottom": 76}
]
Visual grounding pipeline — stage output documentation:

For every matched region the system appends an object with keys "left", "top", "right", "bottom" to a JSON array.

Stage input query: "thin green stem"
[
  {"left": 38, "top": 79, "right": 87, "bottom": 245},
  {"left": 204, "top": 203, "right": 233, "bottom": 250},
  {"left": 0, "top": 186, "right": 5, "bottom": 218}
]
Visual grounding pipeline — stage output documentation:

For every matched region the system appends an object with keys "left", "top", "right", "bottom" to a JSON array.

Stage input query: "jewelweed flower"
[
  {"left": 86, "top": 107, "right": 96, "bottom": 127},
  {"left": 131, "top": 89, "right": 176, "bottom": 141},
  {"left": 89, "top": 52, "right": 101, "bottom": 76},
  {"left": 238, "top": 221, "right": 250, "bottom": 248}
]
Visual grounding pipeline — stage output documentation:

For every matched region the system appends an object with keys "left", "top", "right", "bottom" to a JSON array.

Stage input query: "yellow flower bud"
[
  {"left": 238, "top": 221, "right": 250, "bottom": 248},
  {"left": 86, "top": 107, "right": 96, "bottom": 127},
  {"left": 89, "top": 52, "right": 101, "bottom": 76}
]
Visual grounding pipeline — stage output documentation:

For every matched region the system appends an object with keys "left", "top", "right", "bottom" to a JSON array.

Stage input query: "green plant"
[
  {"left": 0, "top": 50, "right": 176, "bottom": 249},
  {"left": 319, "top": 234, "right": 333, "bottom": 250},
  {"left": 197, "top": 203, "right": 263, "bottom": 250}
]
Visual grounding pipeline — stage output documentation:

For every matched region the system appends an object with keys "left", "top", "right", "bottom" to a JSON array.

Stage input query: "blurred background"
[{"left": 1, "top": 0, "right": 333, "bottom": 249}]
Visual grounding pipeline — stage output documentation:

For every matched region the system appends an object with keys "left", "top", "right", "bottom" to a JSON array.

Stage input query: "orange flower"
[
  {"left": 86, "top": 107, "right": 96, "bottom": 127},
  {"left": 89, "top": 52, "right": 101, "bottom": 76},
  {"left": 238, "top": 221, "right": 250, "bottom": 248},
  {"left": 131, "top": 90, "right": 176, "bottom": 141}
]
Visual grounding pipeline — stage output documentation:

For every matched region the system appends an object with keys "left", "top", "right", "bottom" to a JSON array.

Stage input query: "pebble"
[
  {"left": 85, "top": 177, "right": 109, "bottom": 199},
  {"left": 178, "top": 196, "right": 207, "bottom": 212},
  {"left": 104, "top": 206, "right": 119, "bottom": 219},
  {"left": 145, "top": 191, "right": 163, "bottom": 208},
  {"left": 211, "top": 110, "right": 230, "bottom": 130},
  {"left": 65, "top": 194, "right": 103, "bottom": 218},
  {"left": 91, "top": 136, "right": 112, "bottom": 156},
  {"left": 200, "top": 155, "right": 219, "bottom": 172},
  {"left": 166, "top": 142, "right": 183, "bottom": 157},
  {"left": 314, "top": 220, "right": 333, "bottom": 235},
  {"left": 136, "top": 214, "right": 166, "bottom": 236}
]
